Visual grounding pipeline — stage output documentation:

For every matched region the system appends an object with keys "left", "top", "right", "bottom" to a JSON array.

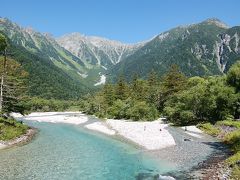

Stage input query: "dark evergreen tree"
[
  {"left": 115, "top": 75, "right": 128, "bottom": 100},
  {"left": 158, "top": 64, "right": 187, "bottom": 110}
]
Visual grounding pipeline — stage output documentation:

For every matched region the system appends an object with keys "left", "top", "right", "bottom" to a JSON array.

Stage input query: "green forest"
[{"left": 81, "top": 63, "right": 240, "bottom": 125}]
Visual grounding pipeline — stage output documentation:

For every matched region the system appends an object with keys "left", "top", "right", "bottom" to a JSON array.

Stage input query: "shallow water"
[{"left": 0, "top": 120, "right": 175, "bottom": 180}]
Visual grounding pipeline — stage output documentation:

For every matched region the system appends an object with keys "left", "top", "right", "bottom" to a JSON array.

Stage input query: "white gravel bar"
[
  {"left": 85, "top": 122, "right": 116, "bottom": 135},
  {"left": 0, "top": 143, "right": 7, "bottom": 149},
  {"left": 23, "top": 112, "right": 88, "bottom": 125},
  {"left": 106, "top": 119, "right": 176, "bottom": 150},
  {"left": 181, "top": 126, "right": 203, "bottom": 133}
]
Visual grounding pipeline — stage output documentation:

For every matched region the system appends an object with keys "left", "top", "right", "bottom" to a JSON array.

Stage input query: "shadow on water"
[
  {"left": 135, "top": 172, "right": 159, "bottom": 180},
  {"left": 201, "top": 141, "right": 230, "bottom": 153}
]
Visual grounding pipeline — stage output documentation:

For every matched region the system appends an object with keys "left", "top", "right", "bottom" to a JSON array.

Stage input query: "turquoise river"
[{"left": 0, "top": 120, "right": 176, "bottom": 180}]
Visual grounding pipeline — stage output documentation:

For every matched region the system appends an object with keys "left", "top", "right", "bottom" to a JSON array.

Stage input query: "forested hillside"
[
  {"left": 0, "top": 18, "right": 94, "bottom": 99},
  {"left": 108, "top": 19, "right": 240, "bottom": 82}
]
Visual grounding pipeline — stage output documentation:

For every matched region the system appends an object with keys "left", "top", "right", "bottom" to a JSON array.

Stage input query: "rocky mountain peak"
[
  {"left": 203, "top": 18, "right": 229, "bottom": 29},
  {"left": 56, "top": 33, "right": 144, "bottom": 67}
]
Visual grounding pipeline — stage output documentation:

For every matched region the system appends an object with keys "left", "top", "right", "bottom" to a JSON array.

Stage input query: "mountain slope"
[
  {"left": 57, "top": 33, "right": 144, "bottom": 69},
  {"left": 0, "top": 18, "right": 92, "bottom": 99},
  {"left": 1, "top": 17, "right": 239, "bottom": 97},
  {"left": 108, "top": 19, "right": 240, "bottom": 81}
]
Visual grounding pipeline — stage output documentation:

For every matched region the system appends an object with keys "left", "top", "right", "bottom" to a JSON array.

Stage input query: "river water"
[{"left": 0, "top": 120, "right": 176, "bottom": 180}]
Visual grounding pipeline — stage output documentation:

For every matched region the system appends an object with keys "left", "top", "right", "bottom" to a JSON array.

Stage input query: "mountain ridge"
[
  {"left": 0, "top": 17, "right": 239, "bottom": 99},
  {"left": 56, "top": 32, "right": 146, "bottom": 69}
]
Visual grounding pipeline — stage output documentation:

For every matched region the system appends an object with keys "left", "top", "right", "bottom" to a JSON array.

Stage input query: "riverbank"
[{"left": 0, "top": 128, "right": 37, "bottom": 150}]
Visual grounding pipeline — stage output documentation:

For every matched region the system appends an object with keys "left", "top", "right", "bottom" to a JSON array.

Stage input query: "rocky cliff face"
[
  {"left": 57, "top": 33, "right": 145, "bottom": 69},
  {"left": 215, "top": 31, "right": 240, "bottom": 72}
]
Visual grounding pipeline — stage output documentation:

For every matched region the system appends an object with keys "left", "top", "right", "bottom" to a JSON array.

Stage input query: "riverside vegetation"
[{"left": 0, "top": 34, "right": 29, "bottom": 141}]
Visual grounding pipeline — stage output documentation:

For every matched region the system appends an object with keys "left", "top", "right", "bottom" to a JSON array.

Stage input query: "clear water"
[{"left": 0, "top": 121, "right": 175, "bottom": 180}]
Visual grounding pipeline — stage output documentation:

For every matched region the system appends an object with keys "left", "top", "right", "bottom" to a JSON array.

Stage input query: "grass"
[
  {"left": 231, "top": 165, "right": 240, "bottom": 180},
  {"left": 224, "top": 130, "right": 240, "bottom": 152},
  {"left": 0, "top": 117, "right": 28, "bottom": 141},
  {"left": 227, "top": 152, "right": 240, "bottom": 180},
  {"left": 197, "top": 123, "right": 221, "bottom": 136},
  {"left": 227, "top": 152, "right": 240, "bottom": 165}
]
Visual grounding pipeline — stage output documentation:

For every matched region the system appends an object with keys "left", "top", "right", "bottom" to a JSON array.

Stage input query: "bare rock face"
[
  {"left": 215, "top": 32, "right": 240, "bottom": 72},
  {"left": 215, "top": 34, "right": 231, "bottom": 72},
  {"left": 57, "top": 33, "right": 145, "bottom": 68},
  {"left": 191, "top": 43, "right": 209, "bottom": 60},
  {"left": 205, "top": 18, "right": 229, "bottom": 29}
]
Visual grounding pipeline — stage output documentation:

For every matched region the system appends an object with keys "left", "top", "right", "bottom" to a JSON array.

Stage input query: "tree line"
[{"left": 80, "top": 63, "right": 240, "bottom": 125}]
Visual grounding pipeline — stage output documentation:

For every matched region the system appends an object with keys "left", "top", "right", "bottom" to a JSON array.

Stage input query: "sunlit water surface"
[{"left": 0, "top": 120, "right": 175, "bottom": 180}]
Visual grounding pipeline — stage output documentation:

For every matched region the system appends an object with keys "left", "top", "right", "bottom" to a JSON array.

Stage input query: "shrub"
[
  {"left": 126, "top": 101, "right": 158, "bottom": 121},
  {"left": 224, "top": 130, "right": 240, "bottom": 152}
]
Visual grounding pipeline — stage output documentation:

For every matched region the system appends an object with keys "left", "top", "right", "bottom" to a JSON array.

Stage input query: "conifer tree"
[
  {"left": 158, "top": 64, "right": 187, "bottom": 110},
  {"left": 115, "top": 75, "right": 128, "bottom": 100},
  {"left": 147, "top": 69, "right": 159, "bottom": 105},
  {"left": 0, "top": 34, "right": 28, "bottom": 114}
]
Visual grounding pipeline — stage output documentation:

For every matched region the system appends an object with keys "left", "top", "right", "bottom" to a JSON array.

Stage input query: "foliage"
[
  {"left": 108, "top": 21, "right": 240, "bottom": 82},
  {"left": 21, "top": 97, "right": 77, "bottom": 114},
  {"left": 0, "top": 33, "right": 7, "bottom": 51},
  {"left": 82, "top": 62, "right": 240, "bottom": 125},
  {"left": 224, "top": 130, "right": 240, "bottom": 152},
  {"left": 227, "top": 61, "right": 240, "bottom": 92},
  {"left": 225, "top": 130, "right": 240, "bottom": 178},
  {"left": 158, "top": 64, "right": 187, "bottom": 111},
  {"left": 81, "top": 70, "right": 161, "bottom": 121},
  {"left": 0, "top": 31, "right": 91, "bottom": 100},
  {"left": 197, "top": 123, "right": 221, "bottom": 136},
  {"left": 0, "top": 117, "right": 28, "bottom": 141},
  {"left": 126, "top": 101, "right": 158, "bottom": 121},
  {"left": 0, "top": 57, "right": 28, "bottom": 114},
  {"left": 163, "top": 76, "right": 238, "bottom": 124},
  {"left": 199, "top": 121, "right": 240, "bottom": 178},
  {"left": 216, "top": 120, "right": 240, "bottom": 128}
]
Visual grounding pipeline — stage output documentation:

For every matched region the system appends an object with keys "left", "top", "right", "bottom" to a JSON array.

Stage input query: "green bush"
[
  {"left": 224, "top": 130, "right": 240, "bottom": 152},
  {"left": 126, "top": 101, "right": 158, "bottom": 121},
  {"left": 107, "top": 99, "right": 128, "bottom": 119}
]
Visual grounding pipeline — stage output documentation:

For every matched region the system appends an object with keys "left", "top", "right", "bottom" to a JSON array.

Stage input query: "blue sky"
[{"left": 1, "top": 0, "right": 239, "bottom": 43}]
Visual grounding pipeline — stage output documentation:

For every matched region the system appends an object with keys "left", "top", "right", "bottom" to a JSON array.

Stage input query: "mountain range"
[{"left": 0, "top": 17, "right": 239, "bottom": 99}]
